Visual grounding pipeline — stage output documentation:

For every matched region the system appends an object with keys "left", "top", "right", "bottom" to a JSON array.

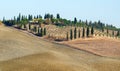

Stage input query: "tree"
[
  {"left": 107, "top": 29, "right": 109, "bottom": 36},
  {"left": 44, "top": 14, "right": 47, "bottom": 19},
  {"left": 86, "top": 27, "right": 89, "bottom": 37},
  {"left": 56, "top": 13, "right": 60, "bottom": 19},
  {"left": 40, "top": 28, "right": 43, "bottom": 37},
  {"left": 39, "top": 15, "right": 42, "bottom": 18},
  {"left": 44, "top": 28, "right": 46, "bottom": 35},
  {"left": 23, "top": 24, "right": 26, "bottom": 29},
  {"left": 2, "top": 17, "right": 5, "bottom": 23},
  {"left": 98, "top": 20, "right": 103, "bottom": 28},
  {"left": 29, "top": 23, "right": 31, "bottom": 30},
  {"left": 70, "top": 29, "right": 73, "bottom": 40},
  {"left": 74, "top": 17, "right": 77, "bottom": 26},
  {"left": 74, "top": 27, "right": 77, "bottom": 39},
  {"left": 78, "top": 29, "right": 81, "bottom": 38},
  {"left": 46, "top": 13, "right": 51, "bottom": 19},
  {"left": 116, "top": 31, "right": 120, "bottom": 37},
  {"left": 34, "top": 26, "right": 37, "bottom": 33},
  {"left": 50, "top": 14, "right": 53, "bottom": 19},
  {"left": 89, "top": 21, "right": 92, "bottom": 27},
  {"left": 28, "top": 15, "right": 33, "bottom": 20},
  {"left": 18, "top": 13, "right": 21, "bottom": 21},
  {"left": 66, "top": 32, "right": 69, "bottom": 41},
  {"left": 85, "top": 20, "right": 88, "bottom": 26},
  {"left": 13, "top": 16, "right": 17, "bottom": 24},
  {"left": 112, "top": 31, "right": 114, "bottom": 36},
  {"left": 37, "top": 27, "right": 40, "bottom": 36},
  {"left": 82, "top": 27, "right": 85, "bottom": 38},
  {"left": 102, "top": 27, "right": 104, "bottom": 32},
  {"left": 91, "top": 27, "right": 94, "bottom": 35}
]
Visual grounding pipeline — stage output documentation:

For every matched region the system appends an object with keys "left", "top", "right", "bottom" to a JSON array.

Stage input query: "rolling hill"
[{"left": 0, "top": 25, "right": 120, "bottom": 71}]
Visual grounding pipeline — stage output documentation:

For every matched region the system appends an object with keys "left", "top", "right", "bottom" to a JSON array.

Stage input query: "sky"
[{"left": 0, "top": 0, "right": 120, "bottom": 28}]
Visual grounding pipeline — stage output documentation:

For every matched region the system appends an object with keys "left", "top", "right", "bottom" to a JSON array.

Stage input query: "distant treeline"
[{"left": 2, "top": 13, "right": 120, "bottom": 31}]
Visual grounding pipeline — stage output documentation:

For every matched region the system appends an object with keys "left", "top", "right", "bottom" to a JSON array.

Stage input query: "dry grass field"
[
  {"left": 0, "top": 25, "right": 120, "bottom": 71},
  {"left": 61, "top": 37, "right": 120, "bottom": 58}
]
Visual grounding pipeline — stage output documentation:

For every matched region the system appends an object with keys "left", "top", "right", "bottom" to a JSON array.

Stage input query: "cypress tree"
[
  {"left": 70, "top": 29, "right": 73, "bottom": 40},
  {"left": 56, "top": 14, "right": 60, "bottom": 19},
  {"left": 74, "top": 27, "right": 77, "bottom": 39},
  {"left": 91, "top": 27, "right": 94, "bottom": 35},
  {"left": 78, "top": 29, "right": 80, "bottom": 38},
  {"left": 44, "top": 28, "right": 46, "bottom": 35},
  {"left": 86, "top": 27, "right": 89, "bottom": 37},
  {"left": 29, "top": 23, "right": 31, "bottom": 30},
  {"left": 40, "top": 28, "right": 43, "bottom": 37},
  {"left": 2, "top": 17, "right": 5, "bottom": 23},
  {"left": 18, "top": 13, "right": 21, "bottom": 21},
  {"left": 116, "top": 31, "right": 120, "bottom": 37},
  {"left": 102, "top": 27, "right": 104, "bottom": 32},
  {"left": 66, "top": 32, "right": 69, "bottom": 41},
  {"left": 34, "top": 26, "right": 37, "bottom": 33},
  {"left": 74, "top": 17, "right": 77, "bottom": 26},
  {"left": 23, "top": 24, "right": 26, "bottom": 29},
  {"left": 112, "top": 31, "right": 114, "bottom": 37},
  {"left": 107, "top": 29, "right": 109, "bottom": 36},
  {"left": 82, "top": 27, "right": 85, "bottom": 38}
]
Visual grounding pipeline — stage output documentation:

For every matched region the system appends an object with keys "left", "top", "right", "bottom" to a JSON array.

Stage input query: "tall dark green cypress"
[
  {"left": 40, "top": 28, "right": 43, "bottom": 37},
  {"left": 70, "top": 29, "right": 73, "bottom": 40},
  {"left": 107, "top": 29, "right": 109, "bottom": 36},
  {"left": 74, "top": 27, "right": 77, "bottom": 39},
  {"left": 44, "top": 28, "right": 46, "bottom": 35},
  {"left": 18, "top": 13, "right": 21, "bottom": 21},
  {"left": 117, "top": 31, "right": 120, "bottom": 37},
  {"left": 86, "top": 27, "right": 89, "bottom": 37},
  {"left": 112, "top": 31, "right": 114, "bottom": 36},
  {"left": 102, "top": 27, "right": 104, "bottom": 32},
  {"left": 82, "top": 27, "right": 85, "bottom": 38},
  {"left": 2, "top": 17, "right": 5, "bottom": 23},
  {"left": 29, "top": 23, "right": 31, "bottom": 30},
  {"left": 23, "top": 24, "right": 26, "bottom": 29},
  {"left": 91, "top": 27, "right": 94, "bottom": 35},
  {"left": 74, "top": 17, "right": 77, "bottom": 26},
  {"left": 78, "top": 29, "right": 80, "bottom": 38},
  {"left": 56, "top": 14, "right": 60, "bottom": 19},
  {"left": 34, "top": 26, "right": 37, "bottom": 33}
]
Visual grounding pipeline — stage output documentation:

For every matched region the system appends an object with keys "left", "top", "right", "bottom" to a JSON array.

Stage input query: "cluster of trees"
[
  {"left": 2, "top": 13, "right": 119, "bottom": 30},
  {"left": 2, "top": 13, "right": 120, "bottom": 38},
  {"left": 3, "top": 13, "right": 43, "bottom": 27}
]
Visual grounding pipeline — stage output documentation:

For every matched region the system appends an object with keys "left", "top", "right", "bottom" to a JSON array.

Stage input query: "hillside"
[
  {"left": 0, "top": 25, "right": 120, "bottom": 71},
  {"left": 61, "top": 37, "right": 120, "bottom": 58}
]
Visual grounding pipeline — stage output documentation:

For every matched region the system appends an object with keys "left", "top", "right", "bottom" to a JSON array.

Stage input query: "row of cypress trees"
[
  {"left": 28, "top": 24, "right": 46, "bottom": 37},
  {"left": 37, "top": 27, "right": 46, "bottom": 37},
  {"left": 67, "top": 26, "right": 119, "bottom": 41},
  {"left": 68, "top": 27, "right": 94, "bottom": 40},
  {"left": 108, "top": 30, "right": 120, "bottom": 37}
]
